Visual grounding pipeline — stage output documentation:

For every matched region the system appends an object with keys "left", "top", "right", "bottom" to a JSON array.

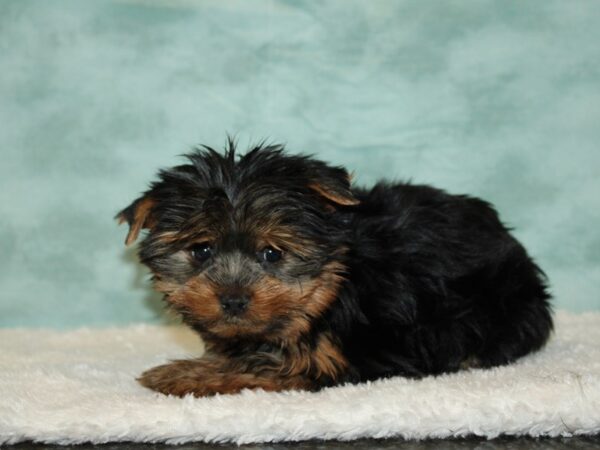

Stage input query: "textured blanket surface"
[{"left": 1, "top": 311, "right": 599, "bottom": 445}]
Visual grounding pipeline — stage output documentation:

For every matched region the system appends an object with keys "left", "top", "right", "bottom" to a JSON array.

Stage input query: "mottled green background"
[{"left": 1, "top": 0, "right": 599, "bottom": 328}]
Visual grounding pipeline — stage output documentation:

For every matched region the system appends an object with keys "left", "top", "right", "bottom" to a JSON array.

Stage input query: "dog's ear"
[
  {"left": 308, "top": 164, "right": 360, "bottom": 206},
  {"left": 115, "top": 195, "right": 156, "bottom": 246}
]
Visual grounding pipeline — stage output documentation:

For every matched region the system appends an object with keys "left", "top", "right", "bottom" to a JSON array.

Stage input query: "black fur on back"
[{"left": 329, "top": 182, "right": 553, "bottom": 381}]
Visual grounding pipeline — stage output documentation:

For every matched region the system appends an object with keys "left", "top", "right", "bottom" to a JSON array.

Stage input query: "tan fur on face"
[
  {"left": 156, "top": 275, "right": 222, "bottom": 328},
  {"left": 155, "top": 260, "right": 346, "bottom": 343},
  {"left": 250, "top": 261, "right": 346, "bottom": 342}
]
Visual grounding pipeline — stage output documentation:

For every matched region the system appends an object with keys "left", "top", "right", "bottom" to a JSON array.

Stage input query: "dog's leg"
[
  {"left": 138, "top": 356, "right": 313, "bottom": 397},
  {"left": 138, "top": 333, "right": 349, "bottom": 397}
]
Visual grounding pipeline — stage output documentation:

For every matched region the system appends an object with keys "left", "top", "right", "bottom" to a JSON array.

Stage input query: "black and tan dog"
[{"left": 117, "top": 141, "right": 553, "bottom": 397}]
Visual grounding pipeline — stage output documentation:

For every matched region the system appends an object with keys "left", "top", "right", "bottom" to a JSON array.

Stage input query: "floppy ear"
[
  {"left": 308, "top": 164, "right": 360, "bottom": 206},
  {"left": 115, "top": 195, "right": 156, "bottom": 246}
]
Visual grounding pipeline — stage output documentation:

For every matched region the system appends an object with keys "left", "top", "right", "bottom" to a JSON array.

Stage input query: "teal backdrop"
[{"left": 1, "top": 0, "right": 599, "bottom": 328}]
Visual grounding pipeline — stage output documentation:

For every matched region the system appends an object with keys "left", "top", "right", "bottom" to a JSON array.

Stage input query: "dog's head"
[{"left": 117, "top": 143, "right": 358, "bottom": 343}]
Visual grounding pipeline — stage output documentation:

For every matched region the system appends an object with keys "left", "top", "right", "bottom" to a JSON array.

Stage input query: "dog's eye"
[
  {"left": 189, "top": 242, "right": 213, "bottom": 263},
  {"left": 262, "top": 247, "right": 282, "bottom": 263}
]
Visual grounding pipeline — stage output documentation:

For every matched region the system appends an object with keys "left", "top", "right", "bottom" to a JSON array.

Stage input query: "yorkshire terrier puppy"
[{"left": 117, "top": 142, "right": 552, "bottom": 397}]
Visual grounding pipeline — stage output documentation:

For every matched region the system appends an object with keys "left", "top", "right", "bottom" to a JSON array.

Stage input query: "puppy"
[{"left": 117, "top": 142, "right": 553, "bottom": 397}]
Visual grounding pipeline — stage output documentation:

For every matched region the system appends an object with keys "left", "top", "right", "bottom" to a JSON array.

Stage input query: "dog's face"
[{"left": 118, "top": 145, "right": 358, "bottom": 343}]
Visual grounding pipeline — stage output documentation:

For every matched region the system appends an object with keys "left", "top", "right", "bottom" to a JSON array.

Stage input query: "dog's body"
[{"left": 118, "top": 143, "right": 552, "bottom": 397}]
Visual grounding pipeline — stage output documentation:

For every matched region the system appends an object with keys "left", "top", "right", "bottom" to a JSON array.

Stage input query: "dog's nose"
[{"left": 219, "top": 295, "right": 249, "bottom": 316}]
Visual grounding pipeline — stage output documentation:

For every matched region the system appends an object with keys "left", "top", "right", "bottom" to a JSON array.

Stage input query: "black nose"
[{"left": 219, "top": 295, "right": 249, "bottom": 316}]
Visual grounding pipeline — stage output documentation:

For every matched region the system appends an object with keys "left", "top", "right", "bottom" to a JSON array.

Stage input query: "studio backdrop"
[{"left": 1, "top": 0, "right": 599, "bottom": 328}]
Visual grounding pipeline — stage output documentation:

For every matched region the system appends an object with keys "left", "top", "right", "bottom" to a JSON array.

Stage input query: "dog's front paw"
[
  {"left": 138, "top": 357, "right": 311, "bottom": 397},
  {"left": 138, "top": 360, "right": 212, "bottom": 397}
]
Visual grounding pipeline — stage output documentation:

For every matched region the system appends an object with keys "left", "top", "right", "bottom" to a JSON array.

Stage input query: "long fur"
[{"left": 117, "top": 142, "right": 553, "bottom": 396}]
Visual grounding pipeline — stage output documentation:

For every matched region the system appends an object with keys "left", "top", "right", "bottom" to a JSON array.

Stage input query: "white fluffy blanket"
[{"left": 1, "top": 311, "right": 599, "bottom": 445}]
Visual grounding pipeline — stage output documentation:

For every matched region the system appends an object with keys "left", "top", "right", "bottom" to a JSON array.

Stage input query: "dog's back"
[{"left": 329, "top": 182, "right": 553, "bottom": 381}]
